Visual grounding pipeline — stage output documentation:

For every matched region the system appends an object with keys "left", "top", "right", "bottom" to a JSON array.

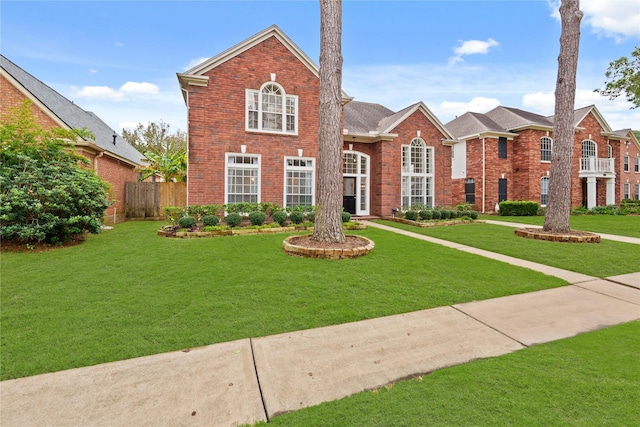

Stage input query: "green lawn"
[
  {"left": 1, "top": 221, "right": 566, "bottom": 380},
  {"left": 480, "top": 214, "right": 640, "bottom": 238},
  {"left": 265, "top": 321, "right": 640, "bottom": 426},
  {"left": 376, "top": 220, "right": 639, "bottom": 277}
]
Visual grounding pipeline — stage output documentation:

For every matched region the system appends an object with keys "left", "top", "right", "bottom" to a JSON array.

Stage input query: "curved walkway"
[{"left": 2, "top": 223, "right": 639, "bottom": 426}]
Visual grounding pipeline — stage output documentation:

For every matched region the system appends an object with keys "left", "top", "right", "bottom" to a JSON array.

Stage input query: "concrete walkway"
[{"left": 2, "top": 224, "right": 639, "bottom": 427}]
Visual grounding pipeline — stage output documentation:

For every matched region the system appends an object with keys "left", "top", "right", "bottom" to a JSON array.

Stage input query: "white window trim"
[
  {"left": 283, "top": 156, "right": 315, "bottom": 209},
  {"left": 343, "top": 150, "right": 370, "bottom": 215},
  {"left": 245, "top": 82, "right": 298, "bottom": 136},
  {"left": 540, "top": 176, "right": 549, "bottom": 206},
  {"left": 541, "top": 136, "right": 553, "bottom": 163},
  {"left": 224, "top": 152, "right": 261, "bottom": 205},
  {"left": 581, "top": 139, "right": 597, "bottom": 158},
  {"left": 401, "top": 138, "right": 435, "bottom": 209}
]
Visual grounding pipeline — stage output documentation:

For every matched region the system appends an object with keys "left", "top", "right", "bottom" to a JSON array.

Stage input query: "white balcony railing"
[{"left": 579, "top": 157, "right": 615, "bottom": 174}]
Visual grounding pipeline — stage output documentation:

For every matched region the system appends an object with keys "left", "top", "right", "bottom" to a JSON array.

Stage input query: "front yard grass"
[
  {"left": 0, "top": 221, "right": 567, "bottom": 380},
  {"left": 265, "top": 321, "right": 640, "bottom": 426},
  {"left": 377, "top": 220, "right": 639, "bottom": 277},
  {"left": 480, "top": 214, "right": 640, "bottom": 238}
]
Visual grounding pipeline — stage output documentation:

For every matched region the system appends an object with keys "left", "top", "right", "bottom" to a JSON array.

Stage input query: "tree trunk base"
[
  {"left": 515, "top": 228, "right": 600, "bottom": 243},
  {"left": 283, "top": 235, "right": 374, "bottom": 259}
]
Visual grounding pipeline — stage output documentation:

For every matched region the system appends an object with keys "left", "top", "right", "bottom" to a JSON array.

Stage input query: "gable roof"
[
  {"left": 486, "top": 106, "right": 554, "bottom": 131},
  {"left": 0, "top": 55, "right": 144, "bottom": 166},
  {"left": 344, "top": 101, "right": 458, "bottom": 144},
  {"left": 445, "top": 111, "right": 518, "bottom": 140}
]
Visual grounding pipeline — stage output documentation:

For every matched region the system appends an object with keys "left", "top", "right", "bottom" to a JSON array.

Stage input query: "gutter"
[{"left": 482, "top": 137, "right": 486, "bottom": 213}]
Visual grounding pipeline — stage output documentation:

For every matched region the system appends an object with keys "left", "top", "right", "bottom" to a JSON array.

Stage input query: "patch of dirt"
[
  {"left": 287, "top": 235, "right": 369, "bottom": 250},
  {"left": 0, "top": 235, "right": 87, "bottom": 253}
]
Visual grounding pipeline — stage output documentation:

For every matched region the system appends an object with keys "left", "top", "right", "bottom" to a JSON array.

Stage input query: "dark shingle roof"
[
  {"left": 343, "top": 101, "right": 395, "bottom": 134},
  {"left": 486, "top": 106, "right": 553, "bottom": 130},
  {"left": 1, "top": 55, "right": 144, "bottom": 166},
  {"left": 445, "top": 111, "right": 505, "bottom": 139}
]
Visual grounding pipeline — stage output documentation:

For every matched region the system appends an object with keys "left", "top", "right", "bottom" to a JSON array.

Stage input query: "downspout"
[{"left": 482, "top": 137, "right": 486, "bottom": 213}]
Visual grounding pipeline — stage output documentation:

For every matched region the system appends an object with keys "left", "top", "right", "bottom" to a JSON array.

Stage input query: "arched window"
[
  {"left": 540, "top": 176, "right": 549, "bottom": 205},
  {"left": 581, "top": 140, "right": 597, "bottom": 158},
  {"left": 541, "top": 137, "right": 552, "bottom": 162},
  {"left": 401, "top": 138, "right": 434, "bottom": 209},
  {"left": 246, "top": 82, "right": 297, "bottom": 134}
]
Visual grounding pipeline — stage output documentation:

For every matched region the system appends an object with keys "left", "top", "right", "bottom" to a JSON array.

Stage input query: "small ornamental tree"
[{"left": 0, "top": 100, "right": 111, "bottom": 244}]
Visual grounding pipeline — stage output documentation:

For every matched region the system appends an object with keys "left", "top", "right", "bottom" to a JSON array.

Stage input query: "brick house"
[
  {"left": 1, "top": 55, "right": 145, "bottom": 224},
  {"left": 177, "top": 25, "right": 458, "bottom": 217},
  {"left": 446, "top": 105, "right": 640, "bottom": 212}
]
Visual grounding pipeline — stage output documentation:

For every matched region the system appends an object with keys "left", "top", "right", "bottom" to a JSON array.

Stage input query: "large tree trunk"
[
  {"left": 312, "top": 0, "right": 345, "bottom": 243},
  {"left": 543, "top": 0, "right": 583, "bottom": 233}
]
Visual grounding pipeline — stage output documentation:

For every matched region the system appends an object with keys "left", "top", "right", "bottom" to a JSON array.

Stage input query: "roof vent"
[{"left": 112, "top": 134, "right": 117, "bottom": 145}]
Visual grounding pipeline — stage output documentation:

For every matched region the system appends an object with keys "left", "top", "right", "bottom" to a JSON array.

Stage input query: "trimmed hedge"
[{"left": 499, "top": 200, "right": 539, "bottom": 216}]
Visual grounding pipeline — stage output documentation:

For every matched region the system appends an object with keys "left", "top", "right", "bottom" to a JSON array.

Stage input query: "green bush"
[
  {"left": 225, "top": 213, "right": 243, "bottom": 228},
  {"left": 404, "top": 210, "right": 419, "bottom": 221},
  {"left": 202, "top": 215, "right": 219, "bottom": 227},
  {"left": 0, "top": 101, "right": 111, "bottom": 244},
  {"left": 178, "top": 216, "right": 197, "bottom": 229},
  {"left": 272, "top": 211, "right": 288, "bottom": 226},
  {"left": 419, "top": 210, "right": 433, "bottom": 220},
  {"left": 290, "top": 211, "right": 305, "bottom": 224},
  {"left": 187, "top": 205, "right": 207, "bottom": 221},
  {"left": 203, "top": 204, "right": 222, "bottom": 217},
  {"left": 248, "top": 211, "right": 266, "bottom": 226},
  {"left": 590, "top": 205, "right": 620, "bottom": 215},
  {"left": 499, "top": 200, "right": 539, "bottom": 216},
  {"left": 440, "top": 210, "right": 451, "bottom": 220},
  {"left": 432, "top": 210, "right": 442, "bottom": 220},
  {"left": 467, "top": 210, "right": 478, "bottom": 220},
  {"left": 164, "top": 206, "right": 186, "bottom": 224},
  {"left": 341, "top": 211, "right": 351, "bottom": 223},
  {"left": 306, "top": 211, "right": 316, "bottom": 223},
  {"left": 620, "top": 199, "right": 640, "bottom": 215}
]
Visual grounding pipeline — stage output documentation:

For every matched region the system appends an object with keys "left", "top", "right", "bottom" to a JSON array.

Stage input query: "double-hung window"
[
  {"left": 498, "top": 137, "right": 507, "bottom": 159},
  {"left": 635, "top": 157, "right": 639, "bottom": 173},
  {"left": 624, "top": 156, "right": 630, "bottom": 172},
  {"left": 540, "top": 176, "right": 549, "bottom": 205},
  {"left": 401, "top": 138, "right": 434, "bottom": 209},
  {"left": 541, "top": 137, "right": 552, "bottom": 162},
  {"left": 226, "top": 154, "right": 260, "bottom": 204},
  {"left": 246, "top": 83, "right": 297, "bottom": 134},
  {"left": 284, "top": 158, "right": 314, "bottom": 209},
  {"left": 624, "top": 183, "right": 630, "bottom": 199}
]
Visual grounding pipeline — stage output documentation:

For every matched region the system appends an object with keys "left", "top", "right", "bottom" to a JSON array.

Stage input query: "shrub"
[
  {"left": 178, "top": 216, "right": 197, "bottom": 229},
  {"left": 187, "top": 205, "right": 207, "bottom": 221},
  {"left": 203, "top": 204, "right": 222, "bottom": 217},
  {"left": 467, "top": 210, "right": 478, "bottom": 220},
  {"left": 0, "top": 101, "right": 111, "bottom": 244},
  {"left": 306, "top": 211, "right": 316, "bottom": 223},
  {"left": 272, "top": 211, "right": 288, "bottom": 226},
  {"left": 440, "top": 210, "right": 451, "bottom": 220},
  {"left": 202, "top": 215, "right": 219, "bottom": 227},
  {"left": 341, "top": 211, "right": 351, "bottom": 223},
  {"left": 164, "top": 206, "right": 186, "bottom": 224},
  {"left": 620, "top": 199, "right": 640, "bottom": 215},
  {"left": 456, "top": 203, "right": 474, "bottom": 212},
  {"left": 419, "top": 210, "right": 432, "bottom": 220},
  {"left": 290, "top": 211, "right": 305, "bottom": 224},
  {"left": 499, "top": 200, "right": 539, "bottom": 216},
  {"left": 590, "top": 205, "right": 620, "bottom": 215},
  {"left": 404, "top": 210, "right": 419, "bottom": 221},
  {"left": 432, "top": 210, "right": 442, "bottom": 220},
  {"left": 248, "top": 211, "right": 266, "bottom": 226},
  {"left": 225, "top": 213, "right": 243, "bottom": 228}
]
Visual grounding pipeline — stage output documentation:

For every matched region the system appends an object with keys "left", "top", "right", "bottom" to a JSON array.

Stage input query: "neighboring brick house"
[
  {"left": 177, "top": 25, "right": 457, "bottom": 217},
  {"left": 1, "top": 55, "right": 144, "bottom": 224},
  {"left": 446, "top": 105, "right": 638, "bottom": 212}
]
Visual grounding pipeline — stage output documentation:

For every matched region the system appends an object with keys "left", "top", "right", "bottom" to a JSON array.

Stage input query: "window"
[
  {"left": 284, "top": 158, "right": 314, "bottom": 209},
  {"left": 226, "top": 154, "right": 260, "bottom": 204},
  {"left": 635, "top": 183, "right": 640, "bottom": 201},
  {"left": 623, "top": 183, "right": 630, "bottom": 199},
  {"left": 540, "top": 176, "right": 549, "bottom": 205},
  {"left": 246, "top": 82, "right": 297, "bottom": 134},
  {"left": 498, "top": 178, "right": 508, "bottom": 203},
  {"left": 465, "top": 178, "right": 475, "bottom": 204},
  {"left": 582, "top": 140, "right": 597, "bottom": 158},
  {"left": 635, "top": 157, "right": 639, "bottom": 173},
  {"left": 607, "top": 144, "right": 613, "bottom": 158},
  {"left": 541, "top": 137, "right": 552, "bottom": 162},
  {"left": 624, "top": 156, "right": 630, "bottom": 172},
  {"left": 498, "top": 137, "right": 507, "bottom": 159},
  {"left": 401, "top": 138, "right": 434, "bottom": 208}
]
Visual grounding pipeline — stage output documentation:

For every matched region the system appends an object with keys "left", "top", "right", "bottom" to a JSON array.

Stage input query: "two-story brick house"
[
  {"left": 446, "top": 105, "right": 640, "bottom": 212},
  {"left": 0, "top": 55, "right": 145, "bottom": 224},
  {"left": 177, "top": 25, "right": 458, "bottom": 217}
]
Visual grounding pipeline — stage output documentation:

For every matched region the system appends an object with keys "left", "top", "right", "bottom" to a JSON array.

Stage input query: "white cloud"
[
  {"left": 547, "top": 0, "right": 640, "bottom": 40},
  {"left": 120, "top": 81, "right": 159, "bottom": 95},
  {"left": 72, "top": 81, "right": 160, "bottom": 101},
  {"left": 183, "top": 57, "right": 211, "bottom": 72},
  {"left": 89, "top": 69, "right": 98, "bottom": 74},
  {"left": 449, "top": 38, "right": 499, "bottom": 65},
  {"left": 74, "top": 85, "right": 122, "bottom": 101},
  {"left": 439, "top": 97, "right": 501, "bottom": 118}
]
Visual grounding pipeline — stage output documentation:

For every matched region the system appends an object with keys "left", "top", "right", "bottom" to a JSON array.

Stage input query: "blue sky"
[{"left": 2, "top": 0, "right": 639, "bottom": 133}]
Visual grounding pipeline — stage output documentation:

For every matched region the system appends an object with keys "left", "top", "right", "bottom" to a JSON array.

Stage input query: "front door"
[{"left": 343, "top": 177, "right": 356, "bottom": 214}]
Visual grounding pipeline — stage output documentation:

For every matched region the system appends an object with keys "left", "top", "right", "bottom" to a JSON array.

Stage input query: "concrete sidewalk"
[{"left": 2, "top": 225, "right": 639, "bottom": 426}]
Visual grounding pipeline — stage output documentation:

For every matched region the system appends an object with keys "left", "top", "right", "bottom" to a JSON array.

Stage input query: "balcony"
[{"left": 579, "top": 157, "right": 615, "bottom": 177}]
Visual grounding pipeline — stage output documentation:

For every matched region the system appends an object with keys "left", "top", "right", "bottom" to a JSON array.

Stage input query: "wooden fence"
[{"left": 125, "top": 182, "right": 186, "bottom": 219}]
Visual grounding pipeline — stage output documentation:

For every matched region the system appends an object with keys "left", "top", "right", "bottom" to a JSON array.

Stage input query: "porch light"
[
  {"left": 417, "top": 130, "right": 421, "bottom": 137},
  {"left": 241, "top": 145, "right": 247, "bottom": 154},
  {"left": 298, "top": 148, "right": 303, "bottom": 157},
  {"left": 349, "top": 143, "right": 353, "bottom": 151}
]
